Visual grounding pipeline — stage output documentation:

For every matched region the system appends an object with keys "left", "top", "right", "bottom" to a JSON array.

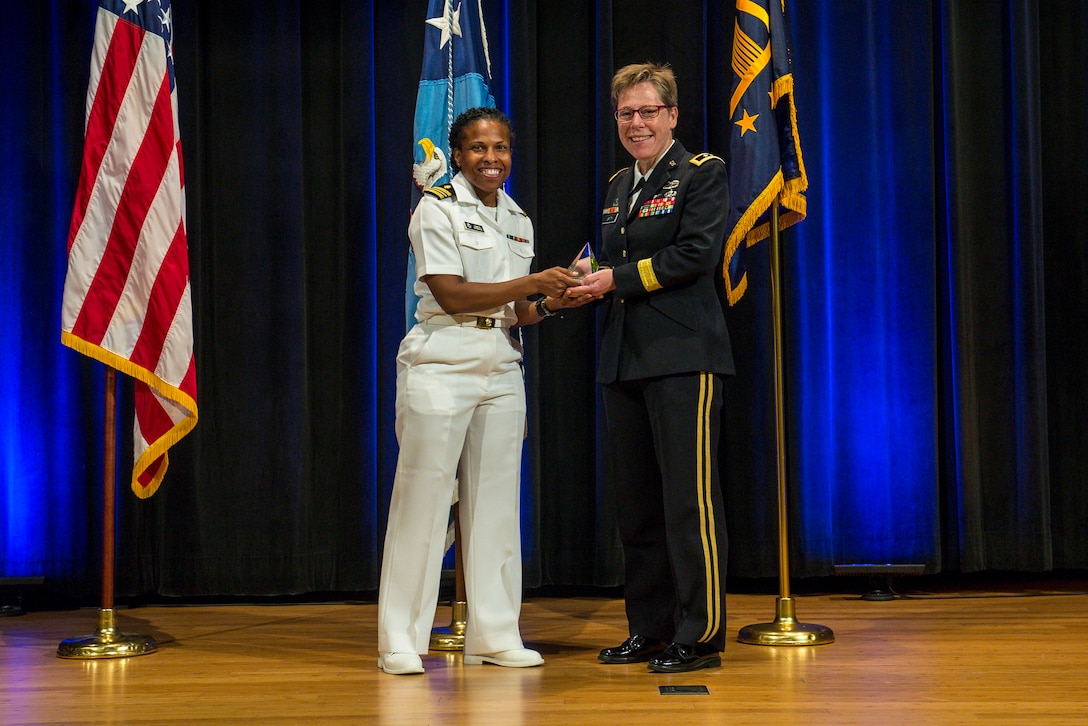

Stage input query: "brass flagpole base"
[
  {"left": 429, "top": 600, "right": 467, "bottom": 651},
  {"left": 737, "top": 597, "right": 835, "bottom": 647},
  {"left": 57, "top": 608, "right": 157, "bottom": 659}
]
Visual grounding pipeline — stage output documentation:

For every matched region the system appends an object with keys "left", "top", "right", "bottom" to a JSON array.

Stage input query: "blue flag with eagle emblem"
[
  {"left": 723, "top": 0, "right": 808, "bottom": 304},
  {"left": 405, "top": 0, "right": 496, "bottom": 329}
]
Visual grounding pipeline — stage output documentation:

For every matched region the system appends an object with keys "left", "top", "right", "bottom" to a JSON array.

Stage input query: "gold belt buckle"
[{"left": 475, "top": 317, "right": 496, "bottom": 329}]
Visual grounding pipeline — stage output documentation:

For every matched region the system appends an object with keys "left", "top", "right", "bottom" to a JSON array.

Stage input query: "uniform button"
[
  {"left": 620, "top": 227, "right": 625, "bottom": 234},
  {"left": 622, "top": 250, "right": 627, "bottom": 257}
]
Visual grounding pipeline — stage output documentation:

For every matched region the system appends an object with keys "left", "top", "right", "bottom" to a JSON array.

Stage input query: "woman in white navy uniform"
[{"left": 378, "top": 107, "right": 590, "bottom": 675}]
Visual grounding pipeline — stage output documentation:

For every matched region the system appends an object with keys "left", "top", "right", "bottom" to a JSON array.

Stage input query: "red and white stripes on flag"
[{"left": 62, "top": 0, "right": 196, "bottom": 499}]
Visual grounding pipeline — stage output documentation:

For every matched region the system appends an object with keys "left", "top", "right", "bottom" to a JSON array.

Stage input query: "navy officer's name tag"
[{"left": 464, "top": 221, "right": 485, "bottom": 233}]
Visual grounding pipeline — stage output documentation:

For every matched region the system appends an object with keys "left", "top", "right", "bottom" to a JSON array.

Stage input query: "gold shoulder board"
[
  {"left": 424, "top": 183, "right": 455, "bottom": 199},
  {"left": 689, "top": 153, "right": 724, "bottom": 167}
]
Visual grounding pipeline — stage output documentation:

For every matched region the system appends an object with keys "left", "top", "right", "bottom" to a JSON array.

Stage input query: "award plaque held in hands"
[{"left": 568, "top": 242, "right": 599, "bottom": 282}]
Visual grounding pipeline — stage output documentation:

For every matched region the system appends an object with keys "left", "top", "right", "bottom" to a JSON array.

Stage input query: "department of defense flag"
[
  {"left": 723, "top": 0, "right": 808, "bottom": 304},
  {"left": 62, "top": 0, "right": 196, "bottom": 498},
  {"left": 406, "top": 0, "right": 496, "bottom": 329}
]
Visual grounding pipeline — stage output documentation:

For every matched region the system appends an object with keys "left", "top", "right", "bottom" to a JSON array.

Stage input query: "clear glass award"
[{"left": 568, "top": 242, "right": 599, "bottom": 282}]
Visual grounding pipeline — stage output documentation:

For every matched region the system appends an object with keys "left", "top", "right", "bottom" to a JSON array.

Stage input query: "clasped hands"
[
  {"left": 566, "top": 268, "right": 613, "bottom": 299},
  {"left": 533, "top": 266, "right": 605, "bottom": 311}
]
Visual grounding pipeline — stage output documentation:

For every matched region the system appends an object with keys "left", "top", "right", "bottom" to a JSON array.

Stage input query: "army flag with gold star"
[{"left": 723, "top": 0, "right": 808, "bottom": 304}]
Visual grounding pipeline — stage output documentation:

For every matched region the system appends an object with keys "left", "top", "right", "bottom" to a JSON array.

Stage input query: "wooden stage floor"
[{"left": 3, "top": 582, "right": 1088, "bottom": 724}]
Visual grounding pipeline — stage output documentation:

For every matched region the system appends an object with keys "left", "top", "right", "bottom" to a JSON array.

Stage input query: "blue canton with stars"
[{"left": 99, "top": 0, "right": 176, "bottom": 90}]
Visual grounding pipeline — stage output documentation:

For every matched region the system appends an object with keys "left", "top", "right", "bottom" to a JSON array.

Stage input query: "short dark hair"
[{"left": 448, "top": 107, "right": 516, "bottom": 171}]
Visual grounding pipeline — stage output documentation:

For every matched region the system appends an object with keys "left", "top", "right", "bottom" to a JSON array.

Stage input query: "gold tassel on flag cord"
[
  {"left": 57, "top": 368, "right": 157, "bottom": 659},
  {"left": 737, "top": 205, "right": 835, "bottom": 647}
]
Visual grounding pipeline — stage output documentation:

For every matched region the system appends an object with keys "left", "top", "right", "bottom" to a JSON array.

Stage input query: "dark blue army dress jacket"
[{"left": 597, "top": 140, "right": 735, "bottom": 385}]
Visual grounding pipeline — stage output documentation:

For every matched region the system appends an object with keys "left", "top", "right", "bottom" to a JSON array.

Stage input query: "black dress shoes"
[
  {"left": 598, "top": 635, "right": 667, "bottom": 664},
  {"left": 647, "top": 642, "right": 721, "bottom": 673}
]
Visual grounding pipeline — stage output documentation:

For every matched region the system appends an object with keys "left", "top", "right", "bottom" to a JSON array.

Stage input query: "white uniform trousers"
[{"left": 378, "top": 323, "right": 527, "bottom": 655}]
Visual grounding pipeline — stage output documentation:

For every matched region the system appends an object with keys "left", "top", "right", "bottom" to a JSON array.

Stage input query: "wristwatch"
[{"left": 535, "top": 297, "right": 558, "bottom": 318}]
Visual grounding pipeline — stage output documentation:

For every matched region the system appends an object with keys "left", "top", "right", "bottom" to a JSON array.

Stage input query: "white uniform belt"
[{"left": 423, "top": 314, "right": 512, "bottom": 329}]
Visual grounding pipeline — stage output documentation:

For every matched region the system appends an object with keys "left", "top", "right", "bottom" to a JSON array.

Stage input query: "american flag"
[{"left": 61, "top": 0, "right": 196, "bottom": 498}]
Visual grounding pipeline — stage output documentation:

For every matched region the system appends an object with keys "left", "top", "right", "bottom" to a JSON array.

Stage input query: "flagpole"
[
  {"left": 737, "top": 204, "right": 834, "bottom": 647},
  {"left": 429, "top": 503, "right": 467, "bottom": 650},
  {"left": 57, "top": 367, "right": 156, "bottom": 659}
]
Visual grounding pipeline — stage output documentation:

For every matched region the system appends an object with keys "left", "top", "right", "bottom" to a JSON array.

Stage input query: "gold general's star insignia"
[{"left": 735, "top": 108, "right": 759, "bottom": 137}]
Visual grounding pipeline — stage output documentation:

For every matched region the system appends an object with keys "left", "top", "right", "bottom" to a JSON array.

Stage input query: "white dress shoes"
[
  {"left": 463, "top": 648, "right": 544, "bottom": 668},
  {"left": 378, "top": 652, "right": 424, "bottom": 675}
]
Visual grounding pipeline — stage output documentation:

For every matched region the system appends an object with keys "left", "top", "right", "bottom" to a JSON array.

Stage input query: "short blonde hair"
[{"left": 610, "top": 62, "right": 678, "bottom": 110}]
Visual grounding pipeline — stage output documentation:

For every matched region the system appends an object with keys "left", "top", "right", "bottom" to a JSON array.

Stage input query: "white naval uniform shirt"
[{"left": 408, "top": 172, "right": 536, "bottom": 328}]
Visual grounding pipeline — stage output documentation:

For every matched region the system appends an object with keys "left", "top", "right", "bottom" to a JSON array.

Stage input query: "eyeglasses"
[{"left": 614, "top": 105, "right": 669, "bottom": 123}]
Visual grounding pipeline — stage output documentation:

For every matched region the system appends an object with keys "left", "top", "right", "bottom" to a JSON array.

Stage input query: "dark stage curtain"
[
  {"left": 2, "top": 1, "right": 1085, "bottom": 599},
  {"left": 938, "top": 0, "right": 1088, "bottom": 571}
]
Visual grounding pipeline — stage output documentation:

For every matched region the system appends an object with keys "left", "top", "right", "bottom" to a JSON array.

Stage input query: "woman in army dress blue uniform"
[{"left": 570, "top": 63, "right": 734, "bottom": 673}]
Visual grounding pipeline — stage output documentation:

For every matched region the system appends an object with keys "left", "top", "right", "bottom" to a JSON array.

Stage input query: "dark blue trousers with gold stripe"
[{"left": 603, "top": 372, "right": 728, "bottom": 651}]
